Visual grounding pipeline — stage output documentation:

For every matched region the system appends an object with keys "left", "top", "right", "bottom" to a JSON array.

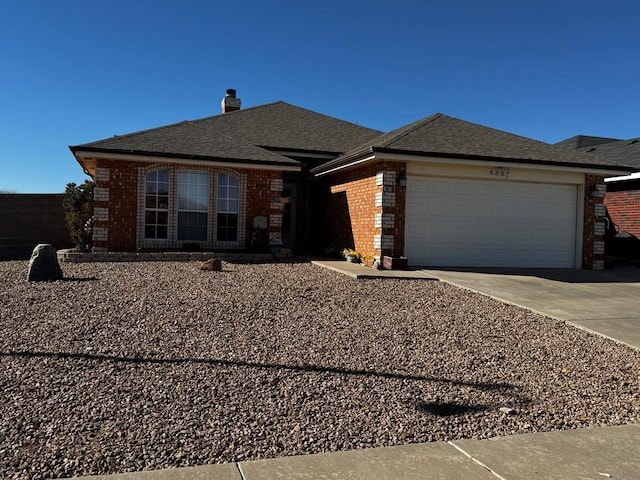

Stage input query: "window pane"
[
  {"left": 146, "top": 196, "right": 157, "bottom": 209},
  {"left": 157, "top": 170, "right": 169, "bottom": 182},
  {"left": 157, "top": 211, "right": 168, "bottom": 224},
  {"left": 228, "top": 199, "right": 238, "bottom": 213},
  {"left": 158, "top": 196, "right": 169, "bottom": 209},
  {"left": 145, "top": 211, "right": 156, "bottom": 224},
  {"left": 178, "top": 171, "right": 209, "bottom": 212},
  {"left": 217, "top": 213, "right": 238, "bottom": 241},
  {"left": 157, "top": 226, "right": 167, "bottom": 239},
  {"left": 178, "top": 212, "right": 207, "bottom": 241},
  {"left": 145, "top": 226, "right": 156, "bottom": 238}
]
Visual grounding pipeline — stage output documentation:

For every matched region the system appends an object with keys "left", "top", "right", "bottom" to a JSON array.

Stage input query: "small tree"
[{"left": 63, "top": 180, "right": 94, "bottom": 251}]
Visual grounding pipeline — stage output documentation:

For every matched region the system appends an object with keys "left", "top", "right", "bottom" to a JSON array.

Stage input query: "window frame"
[
  {"left": 137, "top": 166, "right": 246, "bottom": 251},
  {"left": 216, "top": 173, "right": 240, "bottom": 242},
  {"left": 143, "top": 169, "right": 170, "bottom": 240}
]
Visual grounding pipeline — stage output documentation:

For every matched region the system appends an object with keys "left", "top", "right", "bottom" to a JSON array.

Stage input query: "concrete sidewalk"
[{"left": 83, "top": 424, "right": 640, "bottom": 479}]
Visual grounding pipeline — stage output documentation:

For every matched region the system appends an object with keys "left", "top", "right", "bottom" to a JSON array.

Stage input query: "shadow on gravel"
[
  {"left": 61, "top": 276, "right": 99, "bottom": 282},
  {"left": 416, "top": 400, "right": 489, "bottom": 416},
  {"left": 2, "top": 350, "right": 519, "bottom": 395}
]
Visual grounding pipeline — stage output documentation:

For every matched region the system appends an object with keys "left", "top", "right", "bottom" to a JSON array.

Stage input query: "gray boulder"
[{"left": 27, "top": 244, "right": 63, "bottom": 282}]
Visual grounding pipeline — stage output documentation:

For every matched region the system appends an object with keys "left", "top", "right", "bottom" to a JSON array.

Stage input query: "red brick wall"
[
  {"left": 93, "top": 159, "right": 144, "bottom": 251},
  {"left": 107, "top": 161, "right": 141, "bottom": 251},
  {"left": 321, "top": 161, "right": 406, "bottom": 259},
  {"left": 606, "top": 188, "right": 640, "bottom": 237},
  {"left": 245, "top": 169, "right": 282, "bottom": 248},
  {"left": 328, "top": 170, "right": 377, "bottom": 256}
]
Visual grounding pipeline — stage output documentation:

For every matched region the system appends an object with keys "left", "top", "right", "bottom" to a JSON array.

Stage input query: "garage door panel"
[{"left": 405, "top": 177, "right": 578, "bottom": 268}]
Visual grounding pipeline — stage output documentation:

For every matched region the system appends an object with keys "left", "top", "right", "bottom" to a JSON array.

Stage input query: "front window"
[
  {"left": 178, "top": 171, "right": 209, "bottom": 241},
  {"left": 217, "top": 173, "right": 239, "bottom": 241},
  {"left": 144, "top": 169, "right": 169, "bottom": 239}
]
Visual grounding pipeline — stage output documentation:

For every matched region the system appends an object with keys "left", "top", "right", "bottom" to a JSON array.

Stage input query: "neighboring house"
[
  {"left": 556, "top": 135, "right": 640, "bottom": 238},
  {"left": 70, "top": 90, "right": 633, "bottom": 270}
]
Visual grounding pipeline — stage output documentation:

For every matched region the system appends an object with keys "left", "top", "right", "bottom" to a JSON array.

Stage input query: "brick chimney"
[{"left": 221, "top": 89, "right": 241, "bottom": 113}]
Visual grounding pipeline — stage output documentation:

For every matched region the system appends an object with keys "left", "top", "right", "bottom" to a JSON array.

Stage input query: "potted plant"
[
  {"left": 341, "top": 248, "right": 362, "bottom": 263},
  {"left": 361, "top": 254, "right": 374, "bottom": 267}
]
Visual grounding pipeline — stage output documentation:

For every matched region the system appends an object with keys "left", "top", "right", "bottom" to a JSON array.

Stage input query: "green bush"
[{"left": 63, "top": 180, "right": 94, "bottom": 251}]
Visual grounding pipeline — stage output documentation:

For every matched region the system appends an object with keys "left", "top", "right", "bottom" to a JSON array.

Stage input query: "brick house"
[
  {"left": 71, "top": 90, "right": 634, "bottom": 269},
  {"left": 556, "top": 135, "right": 640, "bottom": 238}
]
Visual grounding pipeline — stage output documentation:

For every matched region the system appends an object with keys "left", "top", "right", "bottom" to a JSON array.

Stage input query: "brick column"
[
  {"left": 372, "top": 164, "right": 407, "bottom": 261},
  {"left": 373, "top": 170, "right": 396, "bottom": 258},
  {"left": 583, "top": 175, "right": 606, "bottom": 270},
  {"left": 269, "top": 177, "right": 284, "bottom": 247}
]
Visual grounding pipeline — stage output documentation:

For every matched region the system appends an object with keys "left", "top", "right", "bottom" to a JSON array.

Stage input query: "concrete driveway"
[{"left": 420, "top": 264, "right": 640, "bottom": 350}]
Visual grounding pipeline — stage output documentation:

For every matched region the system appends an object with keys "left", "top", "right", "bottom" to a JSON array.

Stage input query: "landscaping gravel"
[{"left": 1, "top": 259, "right": 639, "bottom": 479}]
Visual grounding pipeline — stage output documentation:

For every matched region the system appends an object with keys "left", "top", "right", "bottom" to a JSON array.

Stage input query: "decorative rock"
[
  {"left": 27, "top": 244, "right": 64, "bottom": 282},
  {"left": 201, "top": 258, "right": 222, "bottom": 271}
]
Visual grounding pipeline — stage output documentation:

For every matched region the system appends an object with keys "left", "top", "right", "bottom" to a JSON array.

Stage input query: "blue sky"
[{"left": 1, "top": 0, "right": 639, "bottom": 193}]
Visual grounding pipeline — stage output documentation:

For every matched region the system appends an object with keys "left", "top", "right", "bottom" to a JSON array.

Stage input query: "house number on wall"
[{"left": 489, "top": 168, "right": 510, "bottom": 178}]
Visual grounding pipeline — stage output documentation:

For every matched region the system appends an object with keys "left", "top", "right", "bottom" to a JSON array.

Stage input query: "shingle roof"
[
  {"left": 313, "top": 113, "right": 634, "bottom": 174},
  {"left": 71, "top": 102, "right": 382, "bottom": 167},
  {"left": 556, "top": 136, "right": 640, "bottom": 169},
  {"left": 554, "top": 135, "right": 622, "bottom": 150}
]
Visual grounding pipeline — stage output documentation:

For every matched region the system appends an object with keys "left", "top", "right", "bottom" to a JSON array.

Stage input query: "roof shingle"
[
  {"left": 313, "top": 113, "right": 634, "bottom": 174},
  {"left": 71, "top": 102, "right": 383, "bottom": 167},
  {"left": 556, "top": 136, "right": 640, "bottom": 170}
]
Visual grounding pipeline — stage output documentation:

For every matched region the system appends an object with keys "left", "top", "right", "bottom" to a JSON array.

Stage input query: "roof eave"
[
  {"left": 371, "top": 147, "right": 637, "bottom": 174},
  {"left": 311, "top": 147, "right": 637, "bottom": 177},
  {"left": 310, "top": 148, "right": 373, "bottom": 175},
  {"left": 70, "top": 147, "right": 302, "bottom": 171}
]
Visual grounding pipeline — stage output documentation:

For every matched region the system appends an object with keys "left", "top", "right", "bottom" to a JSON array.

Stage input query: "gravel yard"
[{"left": 1, "top": 260, "right": 639, "bottom": 479}]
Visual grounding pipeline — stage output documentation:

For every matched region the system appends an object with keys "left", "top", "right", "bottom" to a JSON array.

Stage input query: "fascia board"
[{"left": 72, "top": 150, "right": 301, "bottom": 172}]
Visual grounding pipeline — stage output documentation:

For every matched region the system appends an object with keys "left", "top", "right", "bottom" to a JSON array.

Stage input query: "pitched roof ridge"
[
  {"left": 189, "top": 100, "right": 288, "bottom": 123},
  {"left": 446, "top": 113, "right": 583, "bottom": 150},
  {"left": 74, "top": 101, "right": 290, "bottom": 147},
  {"left": 271, "top": 101, "right": 383, "bottom": 133},
  {"left": 376, "top": 113, "right": 443, "bottom": 148}
]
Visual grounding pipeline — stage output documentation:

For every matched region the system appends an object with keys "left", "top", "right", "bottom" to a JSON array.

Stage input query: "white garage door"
[{"left": 405, "top": 177, "right": 578, "bottom": 267}]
